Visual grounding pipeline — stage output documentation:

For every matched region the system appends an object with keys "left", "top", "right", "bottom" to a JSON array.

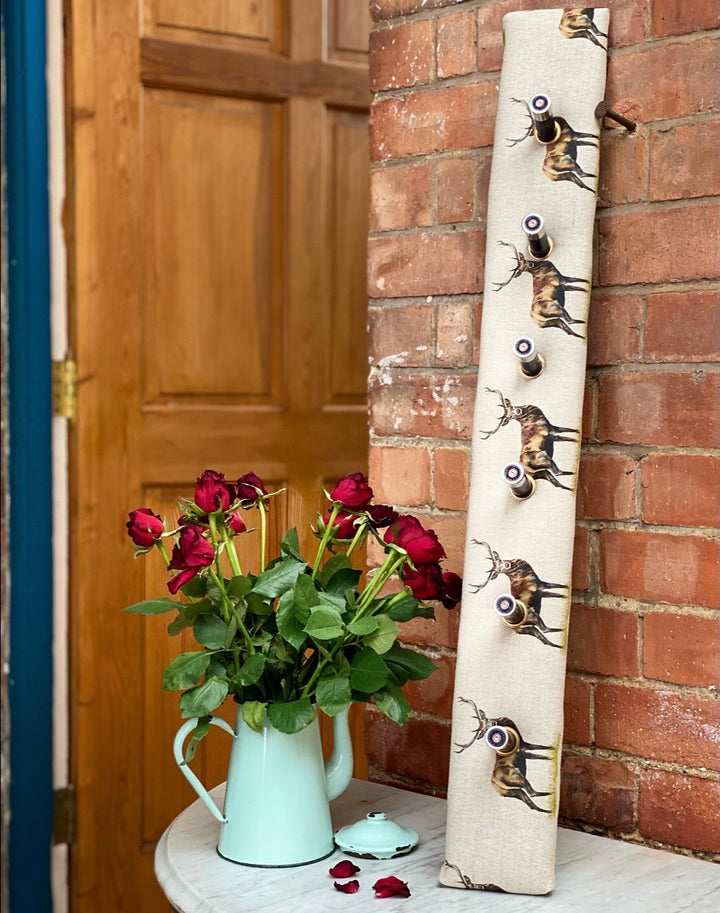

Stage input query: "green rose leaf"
[
  {"left": 317, "top": 591, "right": 346, "bottom": 613},
  {"left": 276, "top": 589, "right": 311, "bottom": 650},
  {"left": 318, "top": 553, "right": 351, "bottom": 587},
  {"left": 124, "top": 598, "right": 179, "bottom": 615},
  {"left": 193, "top": 614, "right": 228, "bottom": 650},
  {"left": 324, "top": 567, "right": 362, "bottom": 596},
  {"left": 179, "top": 677, "right": 228, "bottom": 718},
  {"left": 235, "top": 653, "right": 266, "bottom": 687},
  {"left": 242, "top": 700, "right": 267, "bottom": 733},
  {"left": 350, "top": 648, "right": 390, "bottom": 693},
  {"left": 374, "top": 680, "right": 411, "bottom": 725},
  {"left": 363, "top": 615, "right": 399, "bottom": 655},
  {"left": 183, "top": 715, "right": 211, "bottom": 764},
  {"left": 315, "top": 673, "right": 352, "bottom": 717},
  {"left": 180, "top": 576, "right": 208, "bottom": 598},
  {"left": 384, "top": 644, "right": 437, "bottom": 683},
  {"left": 385, "top": 593, "right": 435, "bottom": 622},
  {"left": 163, "top": 651, "right": 211, "bottom": 691},
  {"left": 226, "top": 575, "right": 253, "bottom": 599},
  {"left": 253, "top": 556, "right": 307, "bottom": 598},
  {"left": 347, "top": 616, "right": 379, "bottom": 636},
  {"left": 294, "top": 573, "right": 321, "bottom": 611},
  {"left": 267, "top": 698, "right": 316, "bottom": 734},
  {"left": 304, "top": 606, "right": 345, "bottom": 641},
  {"left": 280, "top": 527, "right": 302, "bottom": 560},
  {"left": 166, "top": 599, "right": 213, "bottom": 635}
]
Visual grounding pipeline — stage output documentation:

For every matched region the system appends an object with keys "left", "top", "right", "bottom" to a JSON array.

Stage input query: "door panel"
[{"left": 67, "top": 1, "right": 370, "bottom": 910}]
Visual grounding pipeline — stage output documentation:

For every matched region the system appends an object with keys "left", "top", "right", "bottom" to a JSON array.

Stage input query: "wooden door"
[{"left": 65, "top": 2, "right": 371, "bottom": 910}]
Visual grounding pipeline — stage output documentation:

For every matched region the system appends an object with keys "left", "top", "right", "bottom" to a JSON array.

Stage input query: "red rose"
[
  {"left": 368, "top": 503, "right": 398, "bottom": 528},
  {"left": 194, "top": 469, "right": 233, "bottom": 513},
  {"left": 384, "top": 516, "right": 446, "bottom": 566},
  {"left": 330, "top": 472, "right": 373, "bottom": 511},
  {"left": 441, "top": 571, "right": 462, "bottom": 609},
  {"left": 227, "top": 511, "right": 247, "bottom": 535},
  {"left": 126, "top": 508, "right": 164, "bottom": 548},
  {"left": 236, "top": 472, "right": 267, "bottom": 507},
  {"left": 402, "top": 563, "right": 444, "bottom": 600},
  {"left": 323, "top": 511, "right": 357, "bottom": 540},
  {"left": 167, "top": 526, "right": 215, "bottom": 594}
]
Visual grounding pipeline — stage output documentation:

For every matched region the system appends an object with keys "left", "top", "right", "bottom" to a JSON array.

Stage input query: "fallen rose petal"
[
  {"left": 329, "top": 859, "right": 361, "bottom": 879},
  {"left": 373, "top": 875, "right": 411, "bottom": 898},
  {"left": 333, "top": 880, "right": 360, "bottom": 894}
]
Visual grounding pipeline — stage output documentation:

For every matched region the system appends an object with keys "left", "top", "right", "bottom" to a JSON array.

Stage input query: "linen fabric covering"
[{"left": 440, "top": 8, "right": 609, "bottom": 895}]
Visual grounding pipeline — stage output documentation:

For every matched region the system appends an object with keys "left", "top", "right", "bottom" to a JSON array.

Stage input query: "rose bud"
[
  {"left": 441, "top": 571, "right": 462, "bottom": 609},
  {"left": 333, "top": 880, "right": 360, "bottom": 894},
  {"left": 227, "top": 511, "right": 247, "bottom": 535},
  {"left": 367, "top": 503, "right": 398, "bottom": 528},
  {"left": 402, "top": 563, "right": 444, "bottom": 601},
  {"left": 194, "top": 469, "right": 233, "bottom": 513},
  {"left": 330, "top": 472, "right": 373, "bottom": 511},
  {"left": 372, "top": 875, "right": 410, "bottom": 898},
  {"left": 126, "top": 508, "right": 164, "bottom": 548},
  {"left": 237, "top": 472, "right": 268, "bottom": 507},
  {"left": 384, "top": 515, "right": 446, "bottom": 566},
  {"left": 323, "top": 511, "right": 357, "bottom": 540},
  {"left": 329, "top": 860, "right": 361, "bottom": 879},
  {"left": 167, "top": 526, "right": 215, "bottom": 594}
]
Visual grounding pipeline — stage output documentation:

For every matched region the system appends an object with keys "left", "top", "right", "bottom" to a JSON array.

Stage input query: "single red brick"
[
  {"left": 369, "top": 19, "right": 433, "bottom": 92},
  {"left": 435, "top": 299, "right": 474, "bottom": 368},
  {"left": 645, "top": 289, "right": 720, "bottom": 363},
  {"left": 434, "top": 157, "right": 474, "bottom": 224},
  {"left": 649, "top": 122, "right": 720, "bottom": 201},
  {"left": 600, "top": 528, "right": 720, "bottom": 609},
  {"left": 563, "top": 676, "right": 592, "bottom": 745},
  {"left": 597, "top": 370, "right": 720, "bottom": 448},
  {"left": 606, "top": 39, "right": 719, "bottom": 123},
  {"left": 642, "top": 453, "right": 720, "bottom": 529},
  {"left": 403, "top": 649, "right": 456, "bottom": 718},
  {"left": 369, "top": 372, "right": 477, "bottom": 440},
  {"left": 369, "top": 446, "right": 431, "bottom": 507},
  {"left": 370, "top": 163, "right": 432, "bottom": 231},
  {"left": 597, "top": 131, "right": 646, "bottom": 207},
  {"left": 576, "top": 453, "right": 636, "bottom": 521},
  {"left": 568, "top": 604, "right": 639, "bottom": 677},
  {"left": 436, "top": 10, "right": 476, "bottom": 79},
  {"left": 643, "top": 612, "right": 720, "bottom": 688},
  {"left": 370, "top": 0, "right": 466, "bottom": 20},
  {"left": 587, "top": 294, "right": 643, "bottom": 366},
  {"left": 560, "top": 754, "right": 636, "bottom": 830},
  {"left": 368, "top": 230, "right": 485, "bottom": 298},
  {"left": 572, "top": 525, "right": 590, "bottom": 592},
  {"left": 598, "top": 204, "right": 720, "bottom": 286},
  {"left": 638, "top": 769, "right": 720, "bottom": 854},
  {"left": 594, "top": 682, "right": 720, "bottom": 769},
  {"left": 368, "top": 304, "right": 433, "bottom": 368},
  {"left": 434, "top": 447, "right": 470, "bottom": 511},
  {"left": 364, "top": 709, "right": 451, "bottom": 788},
  {"left": 652, "top": 0, "right": 720, "bottom": 38},
  {"left": 369, "top": 83, "right": 497, "bottom": 161}
]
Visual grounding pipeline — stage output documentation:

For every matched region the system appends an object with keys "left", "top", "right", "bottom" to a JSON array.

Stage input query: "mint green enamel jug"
[{"left": 173, "top": 706, "right": 353, "bottom": 867}]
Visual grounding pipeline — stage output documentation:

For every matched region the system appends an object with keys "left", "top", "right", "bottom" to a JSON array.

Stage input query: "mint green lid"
[{"left": 334, "top": 812, "right": 419, "bottom": 859}]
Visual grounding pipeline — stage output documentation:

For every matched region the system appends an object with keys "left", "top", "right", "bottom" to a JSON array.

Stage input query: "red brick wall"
[{"left": 365, "top": 0, "right": 720, "bottom": 859}]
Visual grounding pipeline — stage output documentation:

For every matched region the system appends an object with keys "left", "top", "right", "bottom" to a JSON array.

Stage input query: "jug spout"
[{"left": 324, "top": 708, "right": 353, "bottom": 801}]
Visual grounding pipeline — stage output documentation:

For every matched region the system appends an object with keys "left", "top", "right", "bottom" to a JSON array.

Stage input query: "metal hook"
[
  {"left": 513, "top": 336, "right": 545, "bottom": 378},
  {"left": 493, "top": 593, "right": 529, "bottom": 628},
  {"left": 529, "top": 93, "right": 560, "bottom": 144},
  {"left": 595, "top": 100, "right": 637, "bottom": 132},
  {"left": 522, "top": 213, "right": 553, "bottom": 260},
  {"left": 502, "top": 462, "right": 536, "bottom": 500}
]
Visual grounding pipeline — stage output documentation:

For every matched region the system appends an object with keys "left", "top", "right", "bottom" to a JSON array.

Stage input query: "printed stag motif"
[
  {"left": 454, "top": 698, "right": 554, "bottom": 814},
  {"left": 507, "top": 98, "right": 600, "bottom": 191},
  {"left": 469, "top": 540, "right": 566, "bottom": 648},
  {"left": 493, "top": 240, "right": 589, "bottom": 338},
  {"left": 558, "top": 8, "right": 608, "bottom": 49},
  {"left": 479, "top": 387, "right": 579, "bottom": 490}
]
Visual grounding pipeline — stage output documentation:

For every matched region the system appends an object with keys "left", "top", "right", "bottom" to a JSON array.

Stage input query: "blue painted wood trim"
[{"left": 3, "top": 0, "right": 54, "bottom": 910}]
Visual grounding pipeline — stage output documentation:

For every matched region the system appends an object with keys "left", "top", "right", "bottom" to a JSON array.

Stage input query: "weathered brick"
[
  {"left": 568, "top": 604, "right": 639, "bottom": 677},
  {"left": 370, "top": 19, "right": 433, "bottom": 92},
  {"left": 437, "top": 10, "right": 476, "bottom": 79},
  {"left": 560, "top": 754, "right": 636, "bottom": 830},
  {"left": 365, "top": 709, "right": 451, "bottom": 787},
  {"left": 368, "top": 303, "right": 433, "bottom": 368},
  {"left": 572, "top": 525, "right": 590, "bottom": 592},
  {"left": 645, "top": 289, "right": 720, "bottom": 363},
  {"left": 649, "top": 121, "right": 720, "bottom": 202},
  {"left": 368, "top": 230, "right": 485, "bottom": 298},
  {"left": 370, "top": 0, "right": 465, "bottom": 20},
  {"left": 403, "top": 649, "right": 456, "bottom": 718},
  {"left": 563, "top": 676, "right": 592, "bottom": 745},
  {"left": 639, "top": 769, "right": 720, "bottom": 854},
  {"left": 606, "top": 38, "right": 719, "bottom": 122},
  {"left": 597, "top": 370, "right": 720, "bottom": 448},
  {"left": 642, "top": 453, "right": 720, "bottom": 529},
  {"left": 594, "top": 683, "right": 720, "bottom": 769},
  {"left": 587, "top": 294, "right": 643, "bottom": 366},
  {"left": 369, "top": 445, "right": 432, "bottom": 507},
  {"left": 576, "top": 453, "right": 636, "bottom": 521},
  {"left": 600, "top": 528, "right": 720, "bottom": 609},
  {"left": 400, "top": 600, "right": 460, "bottom": 649},
  {"left": 434, "top": 447, "right": 470, "bottom": 510},
  {"left": 435, "top": 299, "right": 475, "bottom": 367},
  {"left": 597, "top": 131, "right": 646, "bottom": 207},
  {"left": 652, "top": 0, "right": 720, "bottom": 38},
  {"left": 434, "top": 157, "right": 474, "bottom": 224},
  {"left": 369, "top": 372, "right": 477, "bottom": 440},
  {"left": 370, "top": 83, "right": 497, "bottom": 161},
  {"left": 598, "top": 204, "right": 720, "bottom": 286},
  {"left": 643, "top": 612, "right": 720, "bottom": 688},
  {"left": 370, "top": 163, "right": 432, "bottom": 231}
]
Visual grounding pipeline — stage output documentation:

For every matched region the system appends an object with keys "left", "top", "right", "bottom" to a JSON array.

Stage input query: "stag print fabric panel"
[{"left": 441, "top": 8, "right": 609, "bottom": 895}]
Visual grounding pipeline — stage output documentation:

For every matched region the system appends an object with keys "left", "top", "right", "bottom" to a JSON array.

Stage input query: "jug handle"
[{"left": 173, "top": 715, "right": 235, "bottom": 823}]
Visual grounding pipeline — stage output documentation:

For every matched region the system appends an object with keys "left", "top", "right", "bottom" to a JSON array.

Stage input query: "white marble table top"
[{"left": 156, "top": 779, "right": 719, "bottom": 913}]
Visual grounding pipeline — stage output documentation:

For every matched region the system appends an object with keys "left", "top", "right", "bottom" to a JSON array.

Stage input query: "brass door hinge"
[
  {"left": 52, "top": 357, "right": 77, "bottom": 420},
  {"left": 53, "top": 785, "right": 77, "bottom": 846}
]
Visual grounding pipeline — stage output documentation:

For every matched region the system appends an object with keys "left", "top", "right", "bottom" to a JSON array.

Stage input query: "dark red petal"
[
  {"left": 329, "top": 859, "right": 361, "bottom": 879},
  {"left": 373, "top": 875, "right": 411, "bottom": 898},
  {"left": 333, "top": 880, "right": 360, "bottom": 894}
]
